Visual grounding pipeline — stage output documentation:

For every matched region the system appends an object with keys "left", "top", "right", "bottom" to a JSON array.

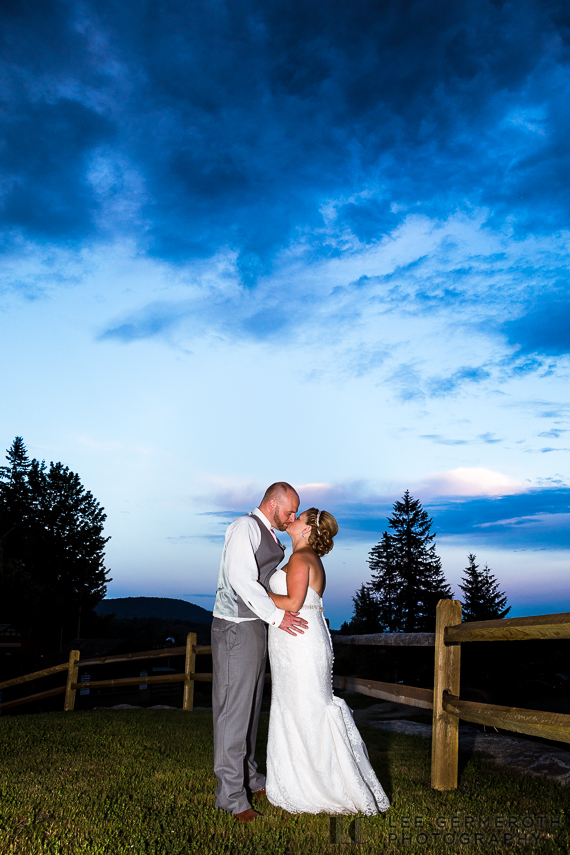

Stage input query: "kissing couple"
[{"left": 211, "top": 481, "right": 390, "bottom": 821}]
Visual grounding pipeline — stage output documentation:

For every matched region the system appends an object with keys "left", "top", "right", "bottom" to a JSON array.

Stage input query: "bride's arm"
[{"left": 268, "top": 553, "right": 310, "bottom": 612}]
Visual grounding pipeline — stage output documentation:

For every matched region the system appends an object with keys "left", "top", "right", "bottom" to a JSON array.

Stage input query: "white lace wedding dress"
[{"left": 266, "top": 569, "right": 390, "bottom": 815}]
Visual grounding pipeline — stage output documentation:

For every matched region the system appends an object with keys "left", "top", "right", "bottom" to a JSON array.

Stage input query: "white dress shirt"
[{"left": 213, "top": 507, "right": 286, "bottom": 627}]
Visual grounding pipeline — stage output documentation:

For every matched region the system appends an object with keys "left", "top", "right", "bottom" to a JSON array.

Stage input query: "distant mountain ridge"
[{"left": 95, "top": 596, "right": 214, "bottom": 624}]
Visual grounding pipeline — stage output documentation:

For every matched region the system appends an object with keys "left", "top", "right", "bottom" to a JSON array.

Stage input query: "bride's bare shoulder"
[{"left": 287, "top": 548, "right": 312, "bottom": 569}]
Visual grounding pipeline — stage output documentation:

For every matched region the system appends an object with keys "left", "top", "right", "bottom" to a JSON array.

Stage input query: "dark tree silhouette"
[
  {"left": 340, "top": 583, "right": 381, "bottom": 634},
  {"left": 0, "top": 436, "right": 31, "bottom": 578},
  {"left": 381, "top": 491, "right": 452, "bottom": 631},
  {"left": 0, "top": 437, "right": 111, "bottom": 643},
  {"left": 345, "top": 491, "right": 453, "bottom": 633},
  {"left": 459, "top": 553, "right": 510, "bottom": 621}
]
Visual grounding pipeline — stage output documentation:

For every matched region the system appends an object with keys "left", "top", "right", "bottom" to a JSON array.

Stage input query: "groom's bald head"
[
  {"left": 260, "top": 482, "right": 300, "bottom": 531},
  {"left": 261, "top": 482, "right": 298, "bottom": 505}
]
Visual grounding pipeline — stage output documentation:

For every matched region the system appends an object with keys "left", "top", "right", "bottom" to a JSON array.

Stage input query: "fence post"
[
  {"left": 183, "top": 632, "right": 196, "bottom": 712},
  {"left": 64, "top": 650, "right": 80, "bottom": 712},
  {"left": 431, "top": 599, "right": 462, "bottom": 790}
]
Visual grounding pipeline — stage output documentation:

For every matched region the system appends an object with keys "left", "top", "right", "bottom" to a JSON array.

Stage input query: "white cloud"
[
  {"left": 475, "top": 512, "right": 570, "bottom": 531},
  {"left": 417, "top": 467, "right": 527, "bottom": 498}
]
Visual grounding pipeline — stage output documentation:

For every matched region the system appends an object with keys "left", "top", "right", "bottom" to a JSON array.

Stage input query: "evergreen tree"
[
  {"left": 459, "top": 553, "right": 510, "bottom": 621},
  {"left": 0, "top": 437, "right": 31, "bottom": 578},
  {"left": 0, "top": 437, "right": 111, "bottom": 643},
  {"left": 345, "top": 491, "right": 453, "bottom": 633},
  {"left": 340, "top": 583, "right": 381, "bottom": 634},
  {"left": 383, "top": 490, "right": 452, "bottom": 631}
]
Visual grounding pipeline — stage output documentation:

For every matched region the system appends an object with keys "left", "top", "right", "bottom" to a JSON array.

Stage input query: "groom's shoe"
[
  {"left": 253, "top": 788, "right": 266, "bottom": 796},
  {"left": 235, "top": 808, "right": 261, "bottom": 823}
]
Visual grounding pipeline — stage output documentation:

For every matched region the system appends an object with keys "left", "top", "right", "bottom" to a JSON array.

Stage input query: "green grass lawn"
[{"left": 0, "top": 709, "right": 567, "bottom": 854}]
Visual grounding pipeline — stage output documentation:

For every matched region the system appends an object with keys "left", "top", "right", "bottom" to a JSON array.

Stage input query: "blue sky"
[{"left": 1, "top": 0, "right": 569, "bottom": 628}]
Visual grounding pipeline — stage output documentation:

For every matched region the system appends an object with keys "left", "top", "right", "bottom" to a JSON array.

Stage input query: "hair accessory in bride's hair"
[{"left": 315, "top": 510, "right": 321, "bottom": 528}]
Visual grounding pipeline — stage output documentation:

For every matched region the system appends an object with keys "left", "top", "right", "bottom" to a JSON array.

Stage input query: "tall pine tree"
[
  {"left": 346, "top": 491, "right": 453, "bottom": 632},
  {"left": 459, "top": 553, "right": 510, "bottom": 621},
  {"left": 0, "top": 437, "right": 111, "bottom": 643},
  {"left": 383, "top": 491, "right": 452, "bottom": 631},
  {"left": 0, "top": 436, "right": 31, "bottom": 579}
]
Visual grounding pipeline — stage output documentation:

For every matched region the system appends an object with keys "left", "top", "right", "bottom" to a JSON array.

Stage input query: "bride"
[{"left": 265, "top": 507, "right": 390, "bottom": 815}]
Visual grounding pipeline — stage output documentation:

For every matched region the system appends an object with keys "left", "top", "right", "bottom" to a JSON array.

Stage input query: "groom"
[{"left": 211, "top": 482, "right": 308, "bottom": 823}]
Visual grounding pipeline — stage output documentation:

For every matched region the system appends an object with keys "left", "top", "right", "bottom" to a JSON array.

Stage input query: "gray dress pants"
[{"left": 212, "top": 617, "right": 267, "bottom": 814}]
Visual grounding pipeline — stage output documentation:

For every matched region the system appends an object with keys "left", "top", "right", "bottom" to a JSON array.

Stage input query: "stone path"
[{"left": 353, "top": 702, "right": 570, "bottom": 786}]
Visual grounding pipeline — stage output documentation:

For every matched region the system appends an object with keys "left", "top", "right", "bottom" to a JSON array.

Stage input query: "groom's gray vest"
[{"left": 214, "top": 513, "right": 285, "bottom": 620}]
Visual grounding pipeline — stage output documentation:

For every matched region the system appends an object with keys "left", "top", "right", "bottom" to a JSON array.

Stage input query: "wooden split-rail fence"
[
  {"left": 1, "top": 601, "right": 569, "bottom": 791},
  {"left": 0, "top": 634, "right": 207, "bottom": 714},
  {"left": 333, "top": 601, "right": 570, "bottom": 789}
]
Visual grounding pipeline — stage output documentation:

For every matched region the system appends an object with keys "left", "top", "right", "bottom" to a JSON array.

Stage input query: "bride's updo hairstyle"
[{"left": 305, "top": 507, "right": 338, "bottom": 556}]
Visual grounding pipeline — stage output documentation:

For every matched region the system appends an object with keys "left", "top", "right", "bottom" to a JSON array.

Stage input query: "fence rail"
[
  {"left": 332, "top": 632, "right": 435, "bottom": 647},
  {"left": 445, "top": 611, "right": 570, "bottom": 643},
  {"left": 0, "top": 660, "right": 71, "bottom": 690},
  {"left": 442, "top": 693, "right": 570, "bottom": 745},
  {"left": 72, "top": 673, "right": 186, "bottom": 691},
  {"left": 333, "top": 675, "right": 433, "bottom": 709},
  {"left": 0, "top": 685, "right": 67, "bottom": 711},
  {"left": 78, "top": 646, "right": 187, "bottom": 667}
]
